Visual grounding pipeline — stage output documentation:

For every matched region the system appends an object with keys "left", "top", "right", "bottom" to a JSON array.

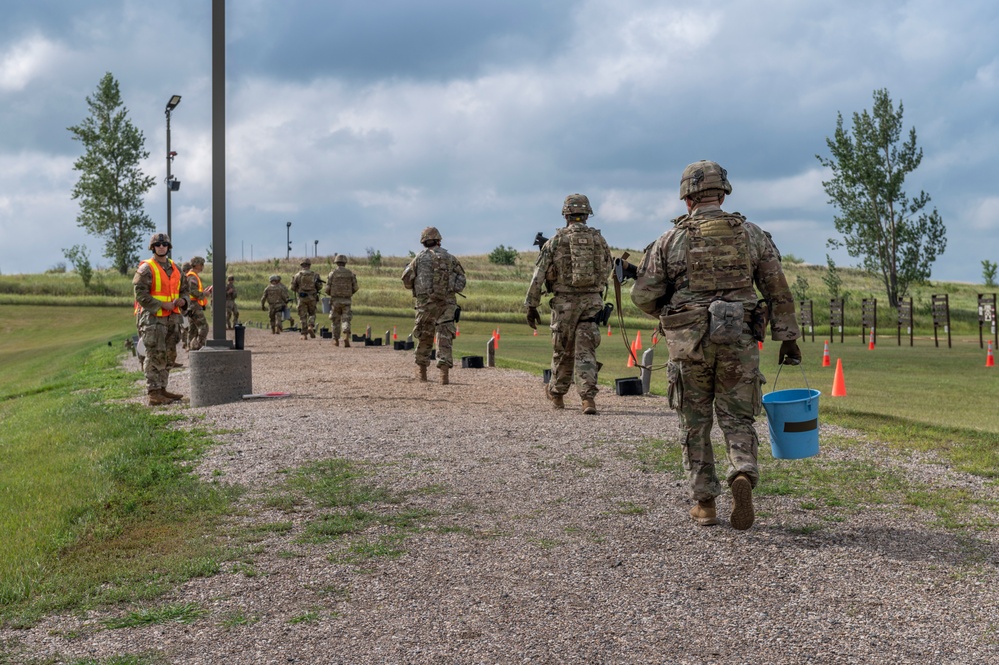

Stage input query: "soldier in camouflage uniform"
[
  {"left": 225, "top": 275, "right": 240, "bottom": 329},
  {"left": 401, "top": 227, "right": 466, "bottom": 385},
  {"left": 525, "top": 194, "right": 612, "bottom": 415},
  {"left": 630, "top": 160, "right": 801, "bottom": 530},
  {"left": 185, "top": 256, "right": 210, "bottom": 351},
  {"left": 179, "top": 261, "right": 192, "bottom": 351},
  {"left": 324, "top": 254, "right": 359, "bottom": 347},
  {"left": 132, "top": 232, "right": 191, "bottom": 405},
  {"left": 291, "top": 259, "right": 320, "bottom": 339},
  {"left": 261, "top": 275, "right": 291, "bottom": 334}
]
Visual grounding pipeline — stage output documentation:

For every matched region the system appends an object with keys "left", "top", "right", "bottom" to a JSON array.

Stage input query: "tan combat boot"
[
  {"left": 333, "top": 338, "right": 339, "bottom": 347},
  {"left": 417, "top": 365, "right": 428, "bottom": 381},
  {"left": 162, "top": 388, "right": 184, "bottom": 400},
  {"left": 689, "top": 498, "right": 720, "bottom": 526},
  {"left": 440, "top": 366, "right": 449, "bottom": 385},
  {"left": 343, "top": 337, "right": 351, "bottom": 348},
  {"left": 581, "top": 397, "right": 597, "bottom": 415},
  {"left": 309, "top": 325, "right": 316, "bottom": 339},
  {"left": 730, "top": 473, "right": 755, "bottom": 531},
  {"left": 544, "top": 383, "right": 564, "bottom": 410},
  {"left": 147, "top": 389, "right": 174, "bottom": 406}
]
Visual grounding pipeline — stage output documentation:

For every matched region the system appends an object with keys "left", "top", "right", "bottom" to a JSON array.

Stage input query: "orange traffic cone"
[
  {"left": 822, "top": 340, "right": 831, "bottom": 367},
  {"left": 492, "top": 329, "right": 499, "bottom": 351},
  {"left": 758, "top": 340, "right": 764, "bottom": 351},
  {"left": 627, "top": 337, "right": 637, "bottom": 368},
  {"left": 868, "top": 328, "right": 875, "bottom": 350},
  {"left": 987, "top": 341, "right": 995, "bottom": 367},
  {"left": 455, "top": 325, "right": 460, "bottom": 337},
  {"left": 533, "top": 327, "right": 537, "bottom": 336},
  {"left": 607, "top": 324, "right": 612, "bottom": 337},
  {"left": 392, "top": 326, "right": 398, "bottom": 341},
  {"left": 831, "top": 358, "right": 847, "bottom": 397},
  {"left": 635, "top": 330, "right": 642, "bottom": 349},
  {"left": 651, "top": 332, "right": 658, "bottom": 345}
]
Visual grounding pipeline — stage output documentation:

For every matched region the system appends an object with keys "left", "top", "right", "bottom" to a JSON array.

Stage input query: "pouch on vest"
[
  {"left": 659, "top": 307, "right": 709, "bottom": 362},
  {"left": 707, "top": 300, "right": 745, "bottom": 344}
]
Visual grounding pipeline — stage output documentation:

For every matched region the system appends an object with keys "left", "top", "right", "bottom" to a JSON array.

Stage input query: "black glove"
[
  {"left": 261, "top": 304, "right": 267, "bottom": 311},
  {"left": 778, "top": 340, "right": 802, "bottom": 365},
  {"left": 526, "top": 307, "right": 542, "bottom": 329}
]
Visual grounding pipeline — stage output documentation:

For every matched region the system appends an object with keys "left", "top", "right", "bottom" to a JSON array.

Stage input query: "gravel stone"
[{"left": 4, "top": 327, "right": 998, "bottom": 664}]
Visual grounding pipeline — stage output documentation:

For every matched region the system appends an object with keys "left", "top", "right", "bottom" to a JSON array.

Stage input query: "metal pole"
[
  {"left": 286, "top": 221, "right": 292, "bottom": 260},
  {"left": 207, "top": 0, "right": 230, "bottom": 347},
  {"left": 166, "top": 108, "right": 172, "bottom": 256}
]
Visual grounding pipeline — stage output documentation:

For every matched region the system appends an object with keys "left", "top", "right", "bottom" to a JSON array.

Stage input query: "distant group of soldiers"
[{"left": 131, "top": 159, "right": 802, "bottom": 531}]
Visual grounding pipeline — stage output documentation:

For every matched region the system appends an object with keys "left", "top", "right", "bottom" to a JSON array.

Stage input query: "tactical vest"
[
  {"left": 682, "top": 214, "right": 753, "bottom": 292},
  {"left": 327, "top": 268, "right": 354, "bottom": 298},
  {"left": 553, "top": 224, "right": 606, "bottom": 290},
  {"left": 413, "top": 249, "right": 454, "bottom": 298},
  {"left": 295, "top": 270, "right": 318, "bottom": 294},
  {"left": 144, "top": 258, "right": 182, "bottom": 316},
  {"left": 187, "top": 270, "right": 208, "bottom": 307}
]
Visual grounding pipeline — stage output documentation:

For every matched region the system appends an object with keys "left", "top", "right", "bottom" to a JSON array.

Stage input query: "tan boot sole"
[{"left": 730, "top": 475, "right": 755, "bottom": 530}]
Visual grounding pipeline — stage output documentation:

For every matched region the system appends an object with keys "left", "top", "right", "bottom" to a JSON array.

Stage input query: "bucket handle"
[{"left": 770, "top": 361, "right": 810, "bottom": 394}]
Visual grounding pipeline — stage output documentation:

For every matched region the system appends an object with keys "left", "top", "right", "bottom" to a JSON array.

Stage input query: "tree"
[
  {"left": 488, "top": 245, "right": 518, "bottom": 266},
  {"left": 67, "top": 72, "right": 157, "bottom": 275},
  {"left": 823, "top": 254, "right": 842, "bottom": 300},
  {"left": 62, "top": 244, "right": 94, "bottom": 289},
  {"left": 816, "top": 88, "right": 946, "bottom": 308},
  {"left": 982, "top": 260, "right": 997, "bottom": 288}
]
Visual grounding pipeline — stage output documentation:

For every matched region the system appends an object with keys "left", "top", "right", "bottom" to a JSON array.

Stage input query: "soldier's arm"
[
  {"left": 452, "top": 257, "right": 467, "bottom": 293},
  {"left": 351, "top": 273, "right": 358, "bottom": 295},
  {"left": 750, "top": 225, "right": 800, "bottom": 341},
  {"left": 630, "top": 237, "right": 673, "bottom": 316},
  {"left": 524, "top": 243, "right": 554, "bottom": 309}
]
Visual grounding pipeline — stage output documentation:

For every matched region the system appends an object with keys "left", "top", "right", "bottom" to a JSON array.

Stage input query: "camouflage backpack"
[
  {"left": 327, "top": 267, "right": 354, "bottom": 298},
  {"left": 553, "top": 224, "right": 606, "bottom": 289},
  {"left": 682, "top": 214, "right": 752, "bottom": 292},
  {"left": 411, "top": 248, "right": 452, "bottom": 298}
]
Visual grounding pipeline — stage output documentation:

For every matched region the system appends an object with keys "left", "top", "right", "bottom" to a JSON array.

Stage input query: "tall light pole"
[
  {"left": 286, "top": 221, "right": 292, "bottom": 260},
  {"left": 165, "top": 95, "right": 182, "bottom": 255},
  {"left": 314, "top": 240, "right": 318, "bottom": 257}
]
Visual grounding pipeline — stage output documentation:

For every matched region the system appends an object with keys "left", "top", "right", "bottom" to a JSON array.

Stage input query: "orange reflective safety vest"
[
  {"left": 143, "top": 258, "right": 183, "bottom": 317},
  {"left": 187, "top": 269, "right": 208, "bottom": 307}
]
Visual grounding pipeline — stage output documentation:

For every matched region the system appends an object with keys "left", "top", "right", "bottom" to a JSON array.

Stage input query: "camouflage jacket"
[
  {"left": 401, "top": 246, "right": 466, "bottom": 303},
  {"left": 291, "top": 270, "right": 320, "bottom": 298},
  {"left": 261, "top": 283, "right": 291, "bottom": 307},
  {"left": 630, "top": 205, "right": 800, "bottom": 341},
  {"left": 324, "top": 266, "right": 358, "bottom": 301},
  {"left": 132, "top": 256, "right": 191, "bottom": 325},
  {"left": 525, "top": 222, "right": 612, "bottom": 308},
  {"left": 225, "top": 284, "right": 237, "bottom": 302}
]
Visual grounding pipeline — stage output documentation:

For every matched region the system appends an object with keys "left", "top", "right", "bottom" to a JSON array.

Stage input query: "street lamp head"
[
  {"left": 166, "top": 95, "right": 182, "bottom": 112},
  {"left": 286, "top": 221, "right": 292, "bottom": 228}
]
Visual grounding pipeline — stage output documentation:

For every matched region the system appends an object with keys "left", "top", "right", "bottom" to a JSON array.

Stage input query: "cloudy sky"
[{"left": 1, "top": 0, "right": 997, "bottom": 282}]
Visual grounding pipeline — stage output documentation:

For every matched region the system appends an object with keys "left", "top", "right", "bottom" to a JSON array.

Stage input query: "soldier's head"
[
  {"left": 679, "top": 160, "right": 731, "bottom": 206},
  {"left": 190, "top": 256, "right": 206, "bottom": 270},
  {"left": 181, "top": 262, "right": 192, "bottom": 273},
  {"left": 300, "top": 259, "right": 312, "bottom": 268},
  {"left": 334, "top": 254, "right": 348, "bottom": 266},
  {"left": 420, "top": 226, "right": 442, "bottom": 247},
  {"left": 562, "top": 194, "right": 592, "bottom": 224},
  {"left": 269, "top": 274, "right": 281, "bottom": 283},
  {"left": 227, "top": 275, "right": 235, "bottom": 282},
  {"left": 149, "top": 232, "right": 172, "bottom": 253}
]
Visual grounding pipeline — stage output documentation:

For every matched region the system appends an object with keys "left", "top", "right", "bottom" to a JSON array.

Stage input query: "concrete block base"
[{"left": 189, "top": 348, "right": 253, "bottom": 407}]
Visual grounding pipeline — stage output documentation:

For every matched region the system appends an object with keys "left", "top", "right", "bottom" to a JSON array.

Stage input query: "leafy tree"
[
  {"left": 67, "top": 72, "right": 157, "bottom": 275},
  {"left": 488, "top": 245, "right": 519, "bottom": 266},
  {"left": 62, "top": 244, "right": 94, "bottom": 289},
  {"left": 823, "top": 254, "right": 842, "bottom": 300},
  {"left": 790, "top": 274, "right": 810, "bottom": 303},
  {"left": 816, "top": 88, "right": 946, "bottom": 308},
  {"left": 983, "top": 260, "right": 997, "bottom": 288},
  {"left": 366, "top": 247, "right": 382, "bottom": 269}
]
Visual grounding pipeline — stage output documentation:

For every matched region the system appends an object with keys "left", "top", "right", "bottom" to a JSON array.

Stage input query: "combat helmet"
[
  {"left": 334, "top": 254, "right": 348, "bottom": 265},
  {"left": 269, "top": 274, "right": 281, "bottom": 283},
  {"left": 227, "top": 275, "right": 235, "bottom": 281},
  {"left": 420, "top": 227, "right": 442, "bottom": 244},
  {"left": 190, "top": 256, "right": 205, "bottom": 267},
  {"left": 300, "top": 258, "right": 312, "bottom": 267},
  {"left": 679, "top": 160, "right": 732, "bottom": 201},
  {"left": 562, "top": 193, "right": 593, "bottom": 217},
  {"left": 148, "top": 232, "right": 172, "bottom": 250}
]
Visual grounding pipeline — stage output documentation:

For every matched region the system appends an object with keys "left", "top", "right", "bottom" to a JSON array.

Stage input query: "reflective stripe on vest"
[
  {"left": 143, "top": 258, "right": 182, "bottom": 317},
  {"left": 187, "top": 270, "right": 208, "bottom": 307}
]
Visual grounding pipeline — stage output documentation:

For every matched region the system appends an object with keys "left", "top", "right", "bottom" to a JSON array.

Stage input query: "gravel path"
[{"left": 5, "top": 327, "right": 999, "bottom": 664}]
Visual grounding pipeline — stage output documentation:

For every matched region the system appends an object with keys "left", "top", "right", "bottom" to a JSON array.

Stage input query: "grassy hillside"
[{"left": 2, "top": 250, "right": 996, "bottom": 335}]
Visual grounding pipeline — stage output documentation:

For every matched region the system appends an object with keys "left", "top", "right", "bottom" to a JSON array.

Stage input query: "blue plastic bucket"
[{"left": 762, "top": 385, "right": 820, "bottom": 460}]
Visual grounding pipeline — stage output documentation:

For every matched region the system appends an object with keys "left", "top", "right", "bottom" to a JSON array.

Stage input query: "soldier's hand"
[
  {"left": 619, "top": 259, "right": 638, "bottom": 280},
  {"left": 526, "top": 307, "right": 541, "bottom": 329},
  {"left": 262, "top": 304, "right": 267, "bottom": 311},
  {"left": 778, "top": 340, "right": 802, "bottom": 366}
]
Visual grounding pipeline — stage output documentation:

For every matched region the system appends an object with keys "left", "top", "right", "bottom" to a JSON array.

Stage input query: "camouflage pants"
[
  {"left": 667, "top": 333, "right": 764, "bottom": 502},
  {"left": 226, "top": 301, "right": 239, "bottom": 328},
  {"left": 329, "top": 301, "right": 353, "bottom": 339},
  {"left": 142, "top": 316, "right": 181, "bottom": 392},
  {"left": 187, "top": 306, "right": 209, "bottom": 350},
  {"left": 298, "top": 296, "right": 317, "bottom": 332},
  {"left": 548, "top": 293, "right": 603, "bottom": 399},
  {"left": 267, "top": 304, "right": 285, "bottom": 330},
  {"left": 413, "top": 298, "right": 456, "bottom": 368}
]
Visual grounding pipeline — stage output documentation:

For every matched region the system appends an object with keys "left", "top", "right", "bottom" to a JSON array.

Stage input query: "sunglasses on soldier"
[{"left": 153, "top": 242, "right": 170, "bottom": 247}]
